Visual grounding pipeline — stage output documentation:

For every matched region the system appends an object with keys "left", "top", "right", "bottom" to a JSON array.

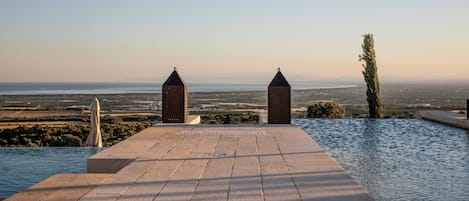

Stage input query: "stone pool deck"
[
  {"left": 416, "top": 110, "right": 469, "bottom": 130},
  {"left": 6, "top": 125, "right": 373, "bottom": 201}
]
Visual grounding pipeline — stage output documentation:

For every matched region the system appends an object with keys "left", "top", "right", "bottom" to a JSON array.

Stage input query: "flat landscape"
[
  {"left": 1, "top": 82, "right": 468, "bottom": 120},
  {"left": 0, "top": 121, "right": 86, "bottom": 129},
  {"left": 1, "top": 82, "right": 468, "bottom": 147},
  {"left": 0, "top": 110, "right": 82, "bottom": 118}
]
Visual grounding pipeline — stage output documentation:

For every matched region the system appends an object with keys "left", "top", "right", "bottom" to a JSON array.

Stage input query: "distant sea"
[{"left": 0, "top": 82, "right": 357, "bottom": 95}]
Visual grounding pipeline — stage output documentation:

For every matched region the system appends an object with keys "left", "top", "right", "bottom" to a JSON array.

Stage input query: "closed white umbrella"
[{"left": 85, "top": 98, "right": 102, "bottom": 147}]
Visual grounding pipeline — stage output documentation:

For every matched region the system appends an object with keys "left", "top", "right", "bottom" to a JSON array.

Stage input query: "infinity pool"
[
  {"left": 0, "top": 147, "right": 102, "bottom": 199},
  {"left": 295, "top": 119, "right": 469, "bottom": 201},
  {"left": 1, "top": 120, "right": 468, "bottom": 200}
]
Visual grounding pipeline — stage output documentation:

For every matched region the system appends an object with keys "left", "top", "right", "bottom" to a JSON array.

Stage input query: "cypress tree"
[{"left": 359, "top": 34, "right": 384, "bottom": 118}]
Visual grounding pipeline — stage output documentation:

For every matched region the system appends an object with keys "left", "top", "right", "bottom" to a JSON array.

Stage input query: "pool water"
[
  {"left": 295, "top": 119, "right": 469, "bottom": 201},
  {"left": 0, "top": 147, "right": 102, "bottom": 199}
]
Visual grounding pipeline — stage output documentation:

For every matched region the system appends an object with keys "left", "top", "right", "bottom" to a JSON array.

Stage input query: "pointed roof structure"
[
  {"left": 162, "top": 67, "right": 188, "bottom": 123},
  {"left": 268, "top": 68, "right": 290, "bottom": 87},
  {"left": 268, "top": 68, "right": 291, "bottom": 124},
  {"left": 163, "top": 67, "right": 186, "bottom": 86}
]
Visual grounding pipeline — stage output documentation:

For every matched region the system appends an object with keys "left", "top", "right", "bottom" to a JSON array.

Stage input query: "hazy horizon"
[
  {"left": 3, "top": 77, "right": 469, "bottom": 85},
  {"left": 1, "top": 1, "right": 468, "bottom": 83}
]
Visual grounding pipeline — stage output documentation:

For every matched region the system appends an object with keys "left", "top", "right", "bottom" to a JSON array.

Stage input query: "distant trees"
[
  {"left": 200, "top": 112, "right": 259, "bottom": 124},
  {"left": 306, "top": 102, "right": 345, "bottom": 118},
  {"left": 62, "top": 134, "right": 83, "bottom": 146},
  {"left": 0, "top": 123, "right": 150, "bottom": 147},
  {"left": 359, "top": 34, "right": 384, "bottom": 118}
]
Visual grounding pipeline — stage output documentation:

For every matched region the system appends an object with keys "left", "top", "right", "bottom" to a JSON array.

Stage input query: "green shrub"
[
  {"left": 62, "top": 134, "right": 82, "bottom": 146},
  {"left": 307, "top": 102, "right": 346, "bottom": 118},
  {"left": 0, "top": 123, "right": 151, "bottom": 147}
]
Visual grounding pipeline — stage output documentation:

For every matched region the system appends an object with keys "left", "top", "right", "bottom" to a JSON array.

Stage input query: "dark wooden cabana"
[
  {"left": 162, "top": 68, "right": 188, "bottom": 123},
  {"left": 268, "top": 68, "right": 291, "bottom": 124}
]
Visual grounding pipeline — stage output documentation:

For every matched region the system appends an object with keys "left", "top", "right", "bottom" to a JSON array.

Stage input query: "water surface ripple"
[
  {"left": 0, "top": 147, "right": 102, "bottom": 199},
  {"left": 295, "top": 119, "right": 469, "bottom": 201}
]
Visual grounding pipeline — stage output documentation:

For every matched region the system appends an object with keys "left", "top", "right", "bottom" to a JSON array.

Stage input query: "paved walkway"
[
  {"left": 7, "top": 125, "right": 373, "bottom": 201},
  {"left": 416, "top": 110, "right": 469, "bottom": 129}
]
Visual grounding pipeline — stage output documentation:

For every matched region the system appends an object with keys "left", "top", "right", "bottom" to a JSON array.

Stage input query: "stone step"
[{"left": 5, "top": 174, "right": 111, "bottom": 201}]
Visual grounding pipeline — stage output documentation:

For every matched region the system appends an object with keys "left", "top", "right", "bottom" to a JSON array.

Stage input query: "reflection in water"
[
  {"left": 358, "top": 119, "right": 381, "bottom": 198},
  {"left": 295, "top": 119, "right": 469, "bottom": 201}
]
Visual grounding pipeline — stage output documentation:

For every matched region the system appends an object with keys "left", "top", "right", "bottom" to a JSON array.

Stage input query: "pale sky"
[{"left": 0, "top": 0, "right": 468, "bottom": 83}]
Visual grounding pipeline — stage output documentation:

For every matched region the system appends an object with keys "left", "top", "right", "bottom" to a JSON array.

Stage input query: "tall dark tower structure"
[
  {"left": 162, "top": 68, "right": 188, "bottom": 123},
  {"left": 268, "top": 68, "right": 291, "bottom": 124}
]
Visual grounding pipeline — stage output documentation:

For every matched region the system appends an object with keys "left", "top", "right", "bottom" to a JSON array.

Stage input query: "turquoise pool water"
[
  {"left": 0, "top": 147, "right": 102, "bottom": 199},
  {"left": 295, "top": 119, "right": 469, "bottom": 201}
]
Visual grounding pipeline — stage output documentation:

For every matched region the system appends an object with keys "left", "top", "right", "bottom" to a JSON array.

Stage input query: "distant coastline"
[{"left": 0, "top": 82, "right": 357, "bottom": 95}]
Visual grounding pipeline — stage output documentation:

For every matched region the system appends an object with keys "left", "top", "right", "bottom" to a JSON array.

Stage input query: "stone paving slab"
[
  {"left": 6, "top": 125, "right": 374, "bottom": 201},
  {"left": 5, "top": 174, "right": 111, "bottom": 201},
  {"left": 416, "top": 110, "right": 469, "bottom": 130}
]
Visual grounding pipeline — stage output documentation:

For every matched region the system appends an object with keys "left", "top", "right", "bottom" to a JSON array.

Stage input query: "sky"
[{"left": 0, "top": 0, "right": 468, "bottom": 83}]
